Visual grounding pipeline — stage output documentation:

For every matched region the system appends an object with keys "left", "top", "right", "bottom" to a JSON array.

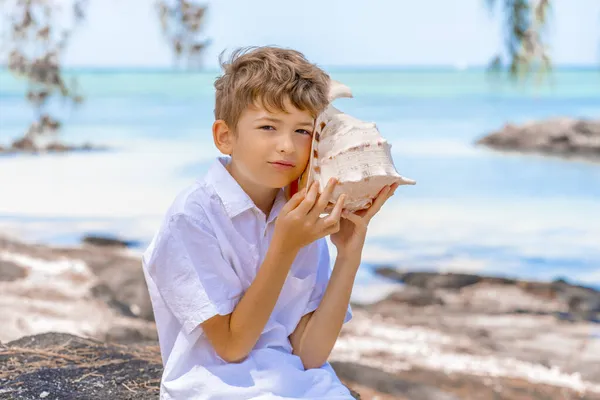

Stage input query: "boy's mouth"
[{"left": 270, "top": 160, "right": 296, "bottom": 167}]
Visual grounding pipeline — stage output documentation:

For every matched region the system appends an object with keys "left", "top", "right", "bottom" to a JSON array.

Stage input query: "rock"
[
  {"left": 0, "top": 332, "right": 361, "bottom": 399},
  {"left": 0, "top": 139, "right": 107, "bottom": 155},
  {"left": 406, "top": 272, "right": 482, "bottom": 290},
  {"left": 333, "top": 311, "right": 600, "bottom": 398},
  {"left": 547, "top": 279, "right": 600, "bottom": 322},
  {"left": 374, "top": 266, "right": 406, "bottom": 281},
  {"left": 384, "top": 286, "right": 444, "bottom": 307},
  {"left": 90, "top": 283, "right": 138, "bottom": 318},
  {"left": 476, "top": 118, "right": 600, "bottom": 162},
  {"left": 0, "top": 260, "right": 28, "bottom": 282},
  {"left": 375, "top": 269, "right": 482, "bottom": 290},
  {"left": 11, "top": 137, "right": 36, "bottom": 152},
  {"left": 103, "top": 323, "right": 158, "bottom": 344},
  {"left": 331, "top": 361, "right": 460, "bottom": 400},
  {"left": 372, "top": 268, "right": 600, "bottom": 322},
  {"left": 517, "top": 281, "right": 558, "bottom": 300},
  {"left": 71, "top": 250, "right": 152, "bottom": 321},
  {"left": 45, "top": 142, "right": 71, "bottom": 152},
  {"left": 0, "top": 332, "right": 163, "bottom": 400},
  {"left": 82, "top": 234, "right": 137, "bottom": 248},
  {"left": 456, "top": 282, "right": 564, "bottom": 314},
  {"left": 0, "top": 235, "right": 154, "bottom": 323}
]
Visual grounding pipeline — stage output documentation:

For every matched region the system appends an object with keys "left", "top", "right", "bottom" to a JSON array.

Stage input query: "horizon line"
[{"left": 1, "top": 64, "right": 598, "bottom": 74}]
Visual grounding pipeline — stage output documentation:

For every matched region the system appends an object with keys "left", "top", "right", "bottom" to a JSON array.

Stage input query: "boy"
[{"left": 142, "top": 46, "right": 399, "bottom": 399}]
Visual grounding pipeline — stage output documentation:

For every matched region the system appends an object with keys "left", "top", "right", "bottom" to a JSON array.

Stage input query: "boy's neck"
[{"left": 225, "top": 161, "right": 279, "bottom": 218}]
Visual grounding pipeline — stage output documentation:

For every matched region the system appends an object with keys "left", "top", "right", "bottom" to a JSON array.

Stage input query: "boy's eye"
[
  {"left": 296, "top": 129, "right": 312, "bottom": 136},
  {"left": 259, "top": 125, "right": 275, "bottom": 131}
]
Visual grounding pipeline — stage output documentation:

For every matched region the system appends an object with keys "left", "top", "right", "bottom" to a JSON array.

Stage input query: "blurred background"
[{"left": 1, "top": 1, "right": 600, "bottom": 399}]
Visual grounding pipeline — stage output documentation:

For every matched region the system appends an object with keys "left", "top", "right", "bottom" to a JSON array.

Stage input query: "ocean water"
[{"left": 1, "top": 68, "right": 599, "bottom": 289}]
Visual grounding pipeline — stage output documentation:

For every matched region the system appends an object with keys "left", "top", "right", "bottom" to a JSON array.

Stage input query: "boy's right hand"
[{"left": 274, "top": 179, "right": 346, "bottom": 253}]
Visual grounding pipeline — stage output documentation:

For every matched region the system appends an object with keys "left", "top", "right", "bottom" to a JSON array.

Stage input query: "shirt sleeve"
[
  {"left": 303, "top": 238, "right": 353, "bottom": 323},
  {"left": 145, "top": 212, "right": 243, "bottom": 335}
]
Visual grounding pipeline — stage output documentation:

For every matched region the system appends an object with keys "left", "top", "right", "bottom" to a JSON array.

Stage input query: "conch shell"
[{"left": 286, "top": 80, "right": 416, "bottom": 212}]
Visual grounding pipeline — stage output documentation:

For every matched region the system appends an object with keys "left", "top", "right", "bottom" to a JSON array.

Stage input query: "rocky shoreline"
[
  {"left": 1, "top": 235, "right": 600, "bottom": 399},
  {"left": 476, "top": 118, "right": 600, "bottom": 163},
  {"left": 0, "top": 137, "right": 107, "bottom": 156}
]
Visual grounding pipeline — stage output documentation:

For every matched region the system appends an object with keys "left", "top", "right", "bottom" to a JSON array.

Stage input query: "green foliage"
[
  {"left": 486, "top": 0, "right": 552, "bottom": 81},
  {"left": 0, "top": 0, "right": 89, "bottom": 147}
]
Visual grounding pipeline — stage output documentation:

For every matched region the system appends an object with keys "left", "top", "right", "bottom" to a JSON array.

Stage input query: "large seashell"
[{"left": 286, "top": 80, "right": 416, "bottom": 212}]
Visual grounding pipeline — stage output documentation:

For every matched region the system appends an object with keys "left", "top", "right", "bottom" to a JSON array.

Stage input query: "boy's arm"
[
  {"left": 202, "top": 180, "right": 344, "bottom": 363},
  {"left": 290, "top": 183, "right": 398, "bottom": 369},
  {"left": 289, "top": 252, "right": 359, "bottom": 369},
  {"left": 201, "top": 237, "right": 298, "bottom": 362}
]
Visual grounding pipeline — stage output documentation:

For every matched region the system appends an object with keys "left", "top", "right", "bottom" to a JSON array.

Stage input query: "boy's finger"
[
  {"left": 365, "top": 185, "right": 391, "bottom": 219},
  {"left": 281, "top": 188, "right": 306, "bottom": 215},
  {"left": 321, "top": 193, "right": 345, "bottom": 228},
  {"left": 341, "top": 210, "right": 365, "bottom": 227},
  {"left": 324, "top": 221, "right": 341, "bottom": 236},
  {"left": 293, "top": 181, "right": 319, "bottom": 215},
  {"left": 309, "top": 178, "right": 337, "bottom": 219}
]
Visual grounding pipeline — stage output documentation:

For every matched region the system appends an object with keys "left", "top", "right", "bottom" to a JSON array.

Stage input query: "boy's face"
[{"left": 217, "top": 98, "right": 315, "bottom": 190}]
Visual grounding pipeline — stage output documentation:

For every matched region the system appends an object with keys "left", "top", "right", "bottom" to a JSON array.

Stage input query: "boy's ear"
[{"left": 212, "top": 120, "right": 234, "bottom": 155}]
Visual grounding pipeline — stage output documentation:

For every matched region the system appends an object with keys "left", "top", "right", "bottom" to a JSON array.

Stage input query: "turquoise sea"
[{"left": 1, "top": 68, "right": 599, "bottom": 289}]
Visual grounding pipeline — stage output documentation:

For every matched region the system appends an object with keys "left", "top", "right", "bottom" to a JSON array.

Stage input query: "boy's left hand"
[{"left": 330, "top": 182, "right": 400, "bottom": 258}]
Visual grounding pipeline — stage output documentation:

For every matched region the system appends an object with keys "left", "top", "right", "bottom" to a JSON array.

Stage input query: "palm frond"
[
  {"left": 487, "top": 0, "right": 553, "bottom": 81},
  {"left": 0, "top": 0, "right": 88, "bottom": 144},
  {"left": 155, "top": 0, "right": 210, "bottom": 69}
]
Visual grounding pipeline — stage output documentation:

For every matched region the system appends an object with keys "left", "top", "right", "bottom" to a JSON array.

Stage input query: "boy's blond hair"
[{"left": 214, "top": 46, "right": 330, "bottom": 130}]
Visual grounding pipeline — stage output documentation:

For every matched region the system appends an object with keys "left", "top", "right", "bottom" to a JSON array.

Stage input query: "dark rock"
[
  {"left": 374, "top": 266, "right": 405, "bottom": 281},
  {"left": 80, "top": 253, "right": 152, "bottom": 321},
  {"left": 517, "top": 281, "right": 558, "bottom": 300},
  {"left": 103, "top": 325, "right": 158, "bottom": 344},
  {"left": 565, "top": 295, "right": 600, "bottom": 322},
  {"left": 6, "top": 332, "right": 103, "bottom": 349},
  {"left": 551, "top": 279, "right": 600, "bottom": 321},
  {"left": 406, "top": 272, "right": 481, "bottom": 290},
  {"left": 375, "top": 267, "right": 600, "bottom": 323},
  {"left": 384, "top": 286, "right": 445, "bottom": 307},
  {"left": 0, "top": 333, "right": 360, "bottom": 399},
  {"left": 481, "top": 276, "right": 517, "bottom": 285},
  {"left": 551, "top": 278, "right": 600, "bottom": 296},
  {"left": 0, "top": 260, "right": 27, "bottom": 282},
  {"left": 82, "top": 234, "right": 135, "bottom": 248},
  {"left": 1, "top": 332, "right": 163, "bottom": 400},
  {"left": 90, "top": 283, "right": 138, "bottom": 318},
  {"left": 45, "top": 142, "right": 71, "bottom": 152},
  {"left": 331, "top": 361, "right": 459, "bottom": 400},
  {"left": 476, "top": 118, "right": 600, "bottom": 162},
  {"left": 0, "top": 139, "right": 107, "bottom": 155},
  {"left": 0, "top": 236, "right": 153, "bottom": 322},
  {"left": 11, "top": 137, "right": 36, "bottom": 151},
  {"left": 375, "top": 269, "right": 482, "bottom": 290}
]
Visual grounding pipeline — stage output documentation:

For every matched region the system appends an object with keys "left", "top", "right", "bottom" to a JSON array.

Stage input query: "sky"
[{"left": 3, "top": 0, "right": 600, "bottom": 68}]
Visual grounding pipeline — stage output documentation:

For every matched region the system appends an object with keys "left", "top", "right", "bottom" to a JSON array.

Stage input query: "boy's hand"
[
  {"left": 274, "top": 179, "right": 346, "bottom": 254},
  {"left": 331, "top": 182, "right": 399, "bottom": 259}
]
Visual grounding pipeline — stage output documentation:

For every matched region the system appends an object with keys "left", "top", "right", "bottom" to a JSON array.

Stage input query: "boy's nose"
[{"left": 277, "top": 133, "right": 295, "bottom": 153}]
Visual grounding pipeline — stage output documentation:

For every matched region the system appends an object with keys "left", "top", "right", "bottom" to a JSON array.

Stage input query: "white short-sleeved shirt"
[{"left": 142, "top": 156, "right": 353, "bottom": 400}]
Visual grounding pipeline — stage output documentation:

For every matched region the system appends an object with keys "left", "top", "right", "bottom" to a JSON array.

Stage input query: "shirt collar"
[
  {"left": 267, "top": 187, "right": 287, "bottom": 224},
  {"left": 205, "top": 156, "right": 287, "bottom": 222}
]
